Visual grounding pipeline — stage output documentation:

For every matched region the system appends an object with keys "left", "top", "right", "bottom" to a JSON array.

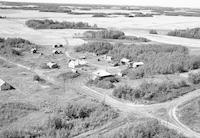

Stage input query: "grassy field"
[{"left": 177, "top": 97, "right": 200, "bottom": 133}]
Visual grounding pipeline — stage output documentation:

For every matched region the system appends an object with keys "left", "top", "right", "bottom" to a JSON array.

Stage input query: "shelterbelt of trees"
[
  {"left": 25, "top": 19, "right": 101, "bottom": 30},
  {"left": 83, "top": 30, "right": 150, "bottom": 42},
  {"left": 168, "top": 28, "right": 200, "bottom": 39},
  {"left": 0, "top": 37, "right": 37, "bottom": 57}
]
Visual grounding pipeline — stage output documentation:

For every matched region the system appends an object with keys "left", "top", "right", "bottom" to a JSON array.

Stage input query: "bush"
[
  {"left": 26, "top": 19, "right": 98, "bottom": 30},
  {"left": 40, "top": 63, "right": 50, "bottom": 69},
  {"left": 113, "top": 80, "right": 193, "bottom": 102},
  {"left": 33, "top": 75, "right": 46, "bottom": 83},
  {"left": 57, "top": 72, "right": 80, "bottom": 80},
  {"left": 149, "top": 29, "right": 158, "bottom": 34},
  {"left": 119, "top": 35, "right": 150, "bottom": 42},
  {"left": 92, "top": 13, "right": 108, "bottom": 17},
  {"left": 75, "top": 41, "right": 113, "bottom": 55},
  {"left": 188, "top": 72, "right": 200, "bottom": 84}
]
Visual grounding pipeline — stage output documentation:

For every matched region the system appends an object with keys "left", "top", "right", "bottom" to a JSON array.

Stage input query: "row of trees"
[
  {"left": 113, "top": 80, "right": 194, "bottom": 102},
  {"left": 83, "top": 30, "right": 150, "bottom": 42},
  {"left": 26, "top": 19, "right": 99, "bottom": 30},
  {"left": 168, "top": 28, "right": 200, "bottom": 39},
  {"left": 0, "top": 101, "right": 118, "bottom": 138}
]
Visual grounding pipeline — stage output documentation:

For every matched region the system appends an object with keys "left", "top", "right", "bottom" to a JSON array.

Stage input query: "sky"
[{"left": 1, "top": 0, "right": 200, "bottom": 8}]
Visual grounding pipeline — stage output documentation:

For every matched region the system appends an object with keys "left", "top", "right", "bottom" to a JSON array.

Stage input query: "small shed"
[
  {"left": 0, "top": 79, "right": 14, "bottom": 91},
  {"left": 47, "top": 62, "right": 59, "bottom": 69},
  {"left": 52, "top": 50, "right": 62, "bottom": 54},
  {"left": 120, "top": 58, "right": 130, "bottom": 65},
  {"left": 131, "top": 62, "right": 144, "bottom": 68},
  {"left": 92, "top": 69, "right": 113, "bottom": 80},
  {"left": 31, "top": 48, "right": 37, "bottom": 54}
]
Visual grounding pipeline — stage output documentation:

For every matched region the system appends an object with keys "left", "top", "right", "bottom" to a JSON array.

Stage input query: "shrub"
[
  {"left": 33, "top": 75, "right": 46, "bottom": 83},
  {"left": 149, "top": 29, "right": 158, "bottom": 34},
  {"left": 57, "top": 72, "right": 80, "bottom": 80},
  {"left": 40, "top": 63, "right": 50, "bottom": 69},
  {"left": 188, "top": 72, "right": 200, "bottom": 84},
  {"left": 92, "top": 13, "right": 108, "bottom": 17}
]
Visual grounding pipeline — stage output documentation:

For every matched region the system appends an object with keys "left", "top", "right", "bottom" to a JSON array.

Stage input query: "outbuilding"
[
  {"left": 92, "top": 69, "right": 113, "bottom": 80},
  {"left": 0, "top": 79, "right": 15, "bottom": 91},
  {"left": 52, "top": 50, "right": 62, "bottom": 54},
  {"left": 130, "top": 62, "right": 144, "bottom": 68},
  {"left": 31, "top": 48, "right": 37, "bottom": 54},
  {"left": 120, "top": 58, "right": 130, "bottom": 65},
  {"left": 47, "top": 62, "right": 59, "bottom": 69}
]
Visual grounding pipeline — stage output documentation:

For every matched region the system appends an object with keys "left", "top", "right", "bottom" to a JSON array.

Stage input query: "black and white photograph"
[{"left": 0, "top": 0, "right": 200, "bottom": 138}]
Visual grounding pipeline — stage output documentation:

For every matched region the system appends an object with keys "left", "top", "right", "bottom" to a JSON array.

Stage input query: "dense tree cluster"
[
  {"left": 0, "top": 37, "right": 37, "bottom": 57},
  {"left": 113, "top": 80, "right": 194, "bottom": 102},
  {"left": 109, "top": 43, "right": 200, "bottom": 78},
  {"left": 26, "top": 19, "right": 98, "bottom": 29},
  {"left": 75, "top": 41, "right": 113, "bottom": 55},
  {"left": 106, "top": 119, "right": 187, "bottom": 138},
  {"left": 0, "top": 102, "right": 118, "bottom": 138},
  {"left": 168, "top": 28, "right": 200, "bottom": 39},
  {"left": 149, "top": 29, "right": 158, "bottom": 34}
]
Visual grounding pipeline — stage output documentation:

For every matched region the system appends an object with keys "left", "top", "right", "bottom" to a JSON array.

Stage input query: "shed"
[
  {"left": 47, "top": 62, "right": 59, "bottom": 69},
  {"left": 120, "top": 58, "right": 130, "bottom": 65},
  {"left": 92, "top": 69, "right": 113, "bottom": 80},
  {"left": 31, "top": 48, "right": 37, "bottom": 54},
  {"left": 131, "top": 62, "right": 144, "bottom": 68},
  {"left": 52, "top": 50, "right": 62, "bottom": 54},
  {"left": 0, "top": 79, "right": 14, "bottom": 91}
]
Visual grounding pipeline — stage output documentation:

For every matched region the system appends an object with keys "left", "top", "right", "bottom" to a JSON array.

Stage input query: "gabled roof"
[{"left": 93, "top": 69, "right": 112, "bottom": 77}]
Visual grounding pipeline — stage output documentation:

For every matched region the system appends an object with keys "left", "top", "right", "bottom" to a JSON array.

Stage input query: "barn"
[{"left": 0, "top": 79, "right": 15, "bottom": 91}]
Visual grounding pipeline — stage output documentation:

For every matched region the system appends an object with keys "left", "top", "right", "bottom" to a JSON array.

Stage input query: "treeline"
[
  {"left": 0, "top": 101, "right": 118, "bottom": 138},
  {"left": 104, "top": 119, "right": 187, "bottom": 138},
  {"left": 83, "top": 30, "right": 150, "bottom": 42},
  {"left": 113, "top": 80, "right": 194, "bottom": 103},
  {"left": 168, "top": 28, "right": 200, "bottom": 39},
  {"left": 0, "top": 37, "right": 37, "bottom": 57},
  {"left": 25, "top": 19, "right": 100, "bottom": 30}
]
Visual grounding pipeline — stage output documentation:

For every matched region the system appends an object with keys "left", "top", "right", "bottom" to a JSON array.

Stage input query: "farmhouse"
[
  {"left": 104, "top": 55, "right": 113, "bottom": 62},
  {"left": 120, "top": 58, "right": 130, "bottom": 65},
  {"left": 47, "top": 62, "right": 59, "bottom": 69},
  {"left": 92, "top": 69, "right": 113, "bottom": 80},
  {"left": 0, "top": 79, "right": 14, "bottom": 91},
  {"left": 68, "top": 59, "right": 87, "bottom": 68}
]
